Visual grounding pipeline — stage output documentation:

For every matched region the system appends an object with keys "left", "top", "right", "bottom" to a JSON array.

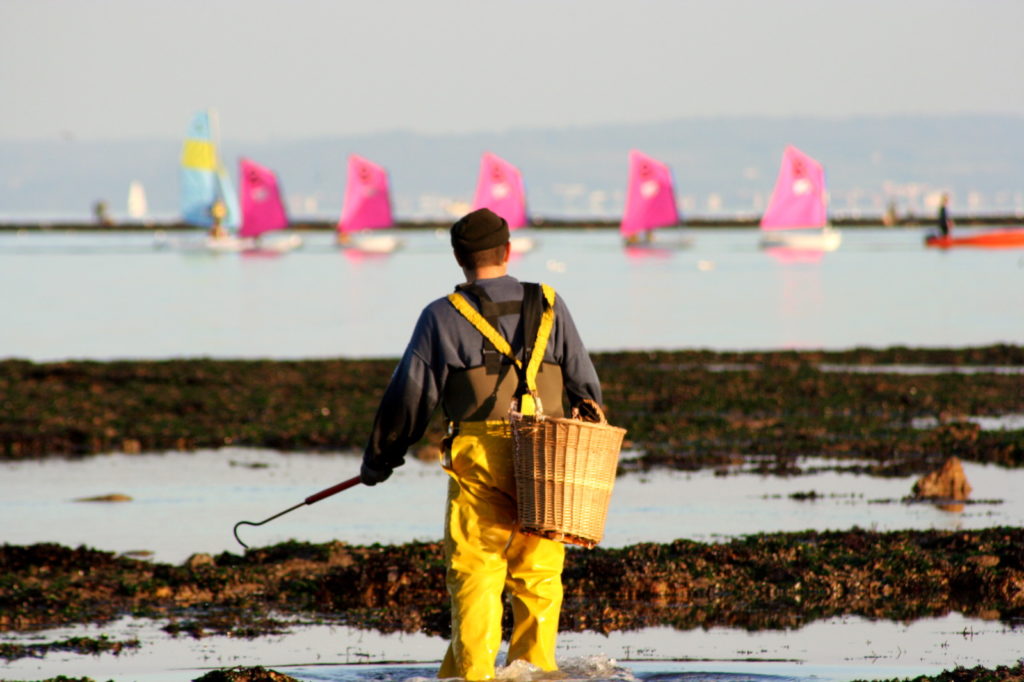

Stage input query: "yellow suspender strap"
[
  {"left": 446, "top": 293, "right": 520, "bottom": 369},
  {"left": 525, "top": 283, "right": 556, "bottom": 395},
  {"left": 446, "top": 283, "right": 557, "bottom": 416}
]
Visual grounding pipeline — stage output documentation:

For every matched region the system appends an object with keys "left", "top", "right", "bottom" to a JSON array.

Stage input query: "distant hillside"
[{"left": 1, "top": 115, "right": 1021, "bottom": 222}]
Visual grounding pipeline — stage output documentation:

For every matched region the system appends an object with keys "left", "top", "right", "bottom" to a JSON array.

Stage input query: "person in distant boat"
[
  {"left": 358, "top": 208, "right": 603, "bottom": 680},
  {"left": 93, "top": 200, "right": 113, "bottom": 226},
  {"left": 936, "top": 193, "right": 953, "bottom": 238},
  {"left": 208, "top": 199, "right": 229, "bottom": 240},
  {"left": 625, "top": 229, "right": 654, "bottom": 245}
]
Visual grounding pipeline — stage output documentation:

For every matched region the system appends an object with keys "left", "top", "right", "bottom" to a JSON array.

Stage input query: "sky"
[{"left": 2, "top": 0, "right": 1023, "bottom": 142}]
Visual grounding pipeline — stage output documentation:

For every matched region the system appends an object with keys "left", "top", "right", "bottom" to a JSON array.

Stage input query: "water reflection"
[
  {"left": 342, "top": 247, "right": 393, "bottom": 264},
  {"left": 240, "top": 246, "right": 286, "bottom": 260},
  {"left": 0, "top": 612, "right": 1016, "bottom": 682},
  {"left": 624, "top": 245, "right": 674, "bottom": 261},
  {"left": 764, "top": 246, "right": 825, "bottom": 264},
  {"left": 2, "top": 450, "right": 1020, "bottom": 564},
  {"left": 910, "top": 414, "right": 1024, "bottom": 431},
  {"left": 771, "top": 250, "right": 825, "bottom": 349}
]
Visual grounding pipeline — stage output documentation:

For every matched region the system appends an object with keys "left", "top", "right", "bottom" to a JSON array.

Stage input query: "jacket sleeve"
[
  {"left": 362, "top": 309, "right": 444, "bottom": 472},
  {"left": 552, "top": 294, "right": 603, "bottom": 407}
]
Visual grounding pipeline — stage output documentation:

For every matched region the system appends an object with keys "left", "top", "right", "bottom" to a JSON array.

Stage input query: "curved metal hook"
[
  {"left": 232, "top": 501, "right": 305, "bottom": 549},
  {"left": 233, "top": 521, "right": 252, "bottom": 549}
]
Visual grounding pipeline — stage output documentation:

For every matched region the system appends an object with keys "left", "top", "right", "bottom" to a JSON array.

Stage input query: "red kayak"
[{"left": 925, "top": 229, "right": 1024, "bottom": 249}]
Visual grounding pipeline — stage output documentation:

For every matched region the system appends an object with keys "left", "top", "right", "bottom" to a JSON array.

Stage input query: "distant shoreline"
[{"left": 1, "top": 214, "right": 1021, "bottom": 232}]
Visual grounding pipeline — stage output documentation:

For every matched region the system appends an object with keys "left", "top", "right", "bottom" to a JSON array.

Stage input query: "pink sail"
[
  {"left": 620, "top": 150, "right": 679, "bottom": 237},
  {"left": 760, "top": 145, "right": 828, "bottom": 230},
  {"left": 239, "top": 158, "right": 289, "bottom": 238},
  {"left": 337, "top": 154, "right": 393, "bottom": 233},
  {"left": 471, "top": 152, "right": 527, "bottom": 229}
]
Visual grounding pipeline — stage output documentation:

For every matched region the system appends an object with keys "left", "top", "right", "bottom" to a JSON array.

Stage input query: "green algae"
[
  {"left": 192, "top": 667, "right": 299, "bottom": 682},
  {"left": 854, "top": 662, "right": 1024, "bottom": 682},
  {"left": 1, "top": 347, "right": 1022, "bottom": 473},
  {"left": 2, "top": 529, "right": 1022, "bottom": 659}
]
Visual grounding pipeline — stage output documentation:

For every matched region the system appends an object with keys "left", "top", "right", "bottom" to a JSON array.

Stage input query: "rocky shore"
[
  {"left": 2, "top": 528, "right": 1022, "bottom": 659},
  {"left": 2, "top": 346, "right": 1022, "bottom": 680},
  {"left": 2, "top": 346, "right": 1021, "bottom": 474}
]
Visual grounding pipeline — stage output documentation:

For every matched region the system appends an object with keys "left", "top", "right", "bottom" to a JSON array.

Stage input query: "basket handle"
[{"left": 571, "top": 399, "right": 606, "bottom": 424}]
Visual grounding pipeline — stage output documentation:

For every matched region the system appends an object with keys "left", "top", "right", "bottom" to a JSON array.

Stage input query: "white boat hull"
[
  {"left": 759, "top": 227, "right": 841, "bottom": 252},
  {"left": 248, "top": 233, "right": 303, "bottom": 254},
  {"left": 510, "top": 236, "right": 535, "bottom": 254},
  {"left": 346, "top": 234, "right": 402, "bottom": 253}
]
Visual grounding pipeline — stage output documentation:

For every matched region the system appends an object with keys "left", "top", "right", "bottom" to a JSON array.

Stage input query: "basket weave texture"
[{"left": 510, "top": 408, "right": 627, "bottom": 549}]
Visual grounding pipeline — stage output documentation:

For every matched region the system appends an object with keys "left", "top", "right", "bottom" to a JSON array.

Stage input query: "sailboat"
[
  {"left": 925, "top": 230, "right": 1024, "bottom": 249},
  {"left": 620, "top": 150, "right": 689, "bottom": 249},
  {"left": 176, "top": 109, "right": 246, "bottom": 251},
  {"left": 759, "top": 145, "right": 841, "bottom": 251},
  {"left": 336, "top": 154, "right": 401, "bottom": 253},
  {"left": 471, "top": 152, "right": 534, "bottom": 253},
  {"left": 127, "top": 181, "right": 148, "bottom": 222},
  {"left": 238, "top": 158, "right": 302, "bottom": 253}
]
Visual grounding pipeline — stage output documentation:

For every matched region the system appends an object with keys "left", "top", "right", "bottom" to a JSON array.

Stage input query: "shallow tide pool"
[
  {"left": 2, "top": 448, "right": 1020, "bottom": 563},
  {"left": 2, "top": 612, "right": 1019, "bottom": 682}
]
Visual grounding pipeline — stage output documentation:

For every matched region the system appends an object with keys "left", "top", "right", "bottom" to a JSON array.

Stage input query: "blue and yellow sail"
[{"left": 179, "top": 110, "right": 241, "bottom": 229}]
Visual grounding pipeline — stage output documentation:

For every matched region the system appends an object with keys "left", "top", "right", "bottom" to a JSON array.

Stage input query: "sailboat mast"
[{"left": 209, "top": 108, "right": 224, "bottom": 172}]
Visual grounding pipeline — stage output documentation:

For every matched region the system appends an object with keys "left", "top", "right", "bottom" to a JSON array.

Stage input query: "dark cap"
[{"left": 450, "top": 208, "right": 510, "bottom": 253}]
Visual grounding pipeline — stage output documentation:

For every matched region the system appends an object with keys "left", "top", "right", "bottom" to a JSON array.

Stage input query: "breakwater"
[{"left": 1, "top": 214, "right": 1021, "bottom": 232}]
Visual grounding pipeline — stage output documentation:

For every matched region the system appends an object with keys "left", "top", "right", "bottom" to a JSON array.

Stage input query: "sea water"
[
  {"left": 3, "top": 448, "right": 1023, "bottom": 564},
  {"left": 1, "top": 227, "right": 1022, "bottom": 361},
  {"left": 1, "top": 611, "right": 1019, "bottom": 681}
]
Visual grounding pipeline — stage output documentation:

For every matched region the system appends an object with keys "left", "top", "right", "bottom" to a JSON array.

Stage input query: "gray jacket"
[{"left": 362, "top": 274, "right": 602, "bottom": 472}]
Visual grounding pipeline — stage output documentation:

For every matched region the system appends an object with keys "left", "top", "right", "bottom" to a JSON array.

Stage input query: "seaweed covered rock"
[
  {"left": 913, "top": 456, "right": 972, "bottom": 501},
  {"left": 4, "top": 529, "right": 1023, "bottom": 652},
  {"left": 193, "top": 666, "right": 298, "bottom": 682},
  {"left": 3, "top": 349, "right": 1024, "bottom": 470},
  {"left": 854, "top": 662, "right": 1024, "bottom": 682}
]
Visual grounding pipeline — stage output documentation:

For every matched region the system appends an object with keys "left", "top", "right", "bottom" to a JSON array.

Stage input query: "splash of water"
[{"left": 488, "top": 656, "right": 639, "bottom": 682}]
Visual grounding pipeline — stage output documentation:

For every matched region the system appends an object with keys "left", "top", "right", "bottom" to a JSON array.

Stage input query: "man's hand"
[
  {"left": 360, "top": 461, "right": 393, "bottom": 486},
  {"left": 573, "top": 399, "right": 605, "bottom": 423}
]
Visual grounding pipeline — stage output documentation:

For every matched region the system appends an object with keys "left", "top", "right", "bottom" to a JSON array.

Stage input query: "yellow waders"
[
  {"left": 438, "top": 284, "right": 563, "bottom": 680},
  {"left": 438, "top": 421, "right": 565, "bottom": 680}
]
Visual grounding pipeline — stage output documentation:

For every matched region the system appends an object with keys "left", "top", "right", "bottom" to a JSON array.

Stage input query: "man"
[
  {"left": 937, "top": 192, "right": 953, "bottom": 238},
  {"left": 359, "top": 207, "right": 603, "bottom": 680}
]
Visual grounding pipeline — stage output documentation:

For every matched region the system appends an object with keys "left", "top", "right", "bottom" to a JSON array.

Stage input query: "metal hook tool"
[{"left": 232, "top": 475, "right": 362, "bottom": 549}]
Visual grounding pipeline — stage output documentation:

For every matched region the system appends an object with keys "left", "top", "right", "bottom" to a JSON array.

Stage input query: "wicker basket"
[{"left": 510, "top": 403, "right": 627, "bottom": 548}]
